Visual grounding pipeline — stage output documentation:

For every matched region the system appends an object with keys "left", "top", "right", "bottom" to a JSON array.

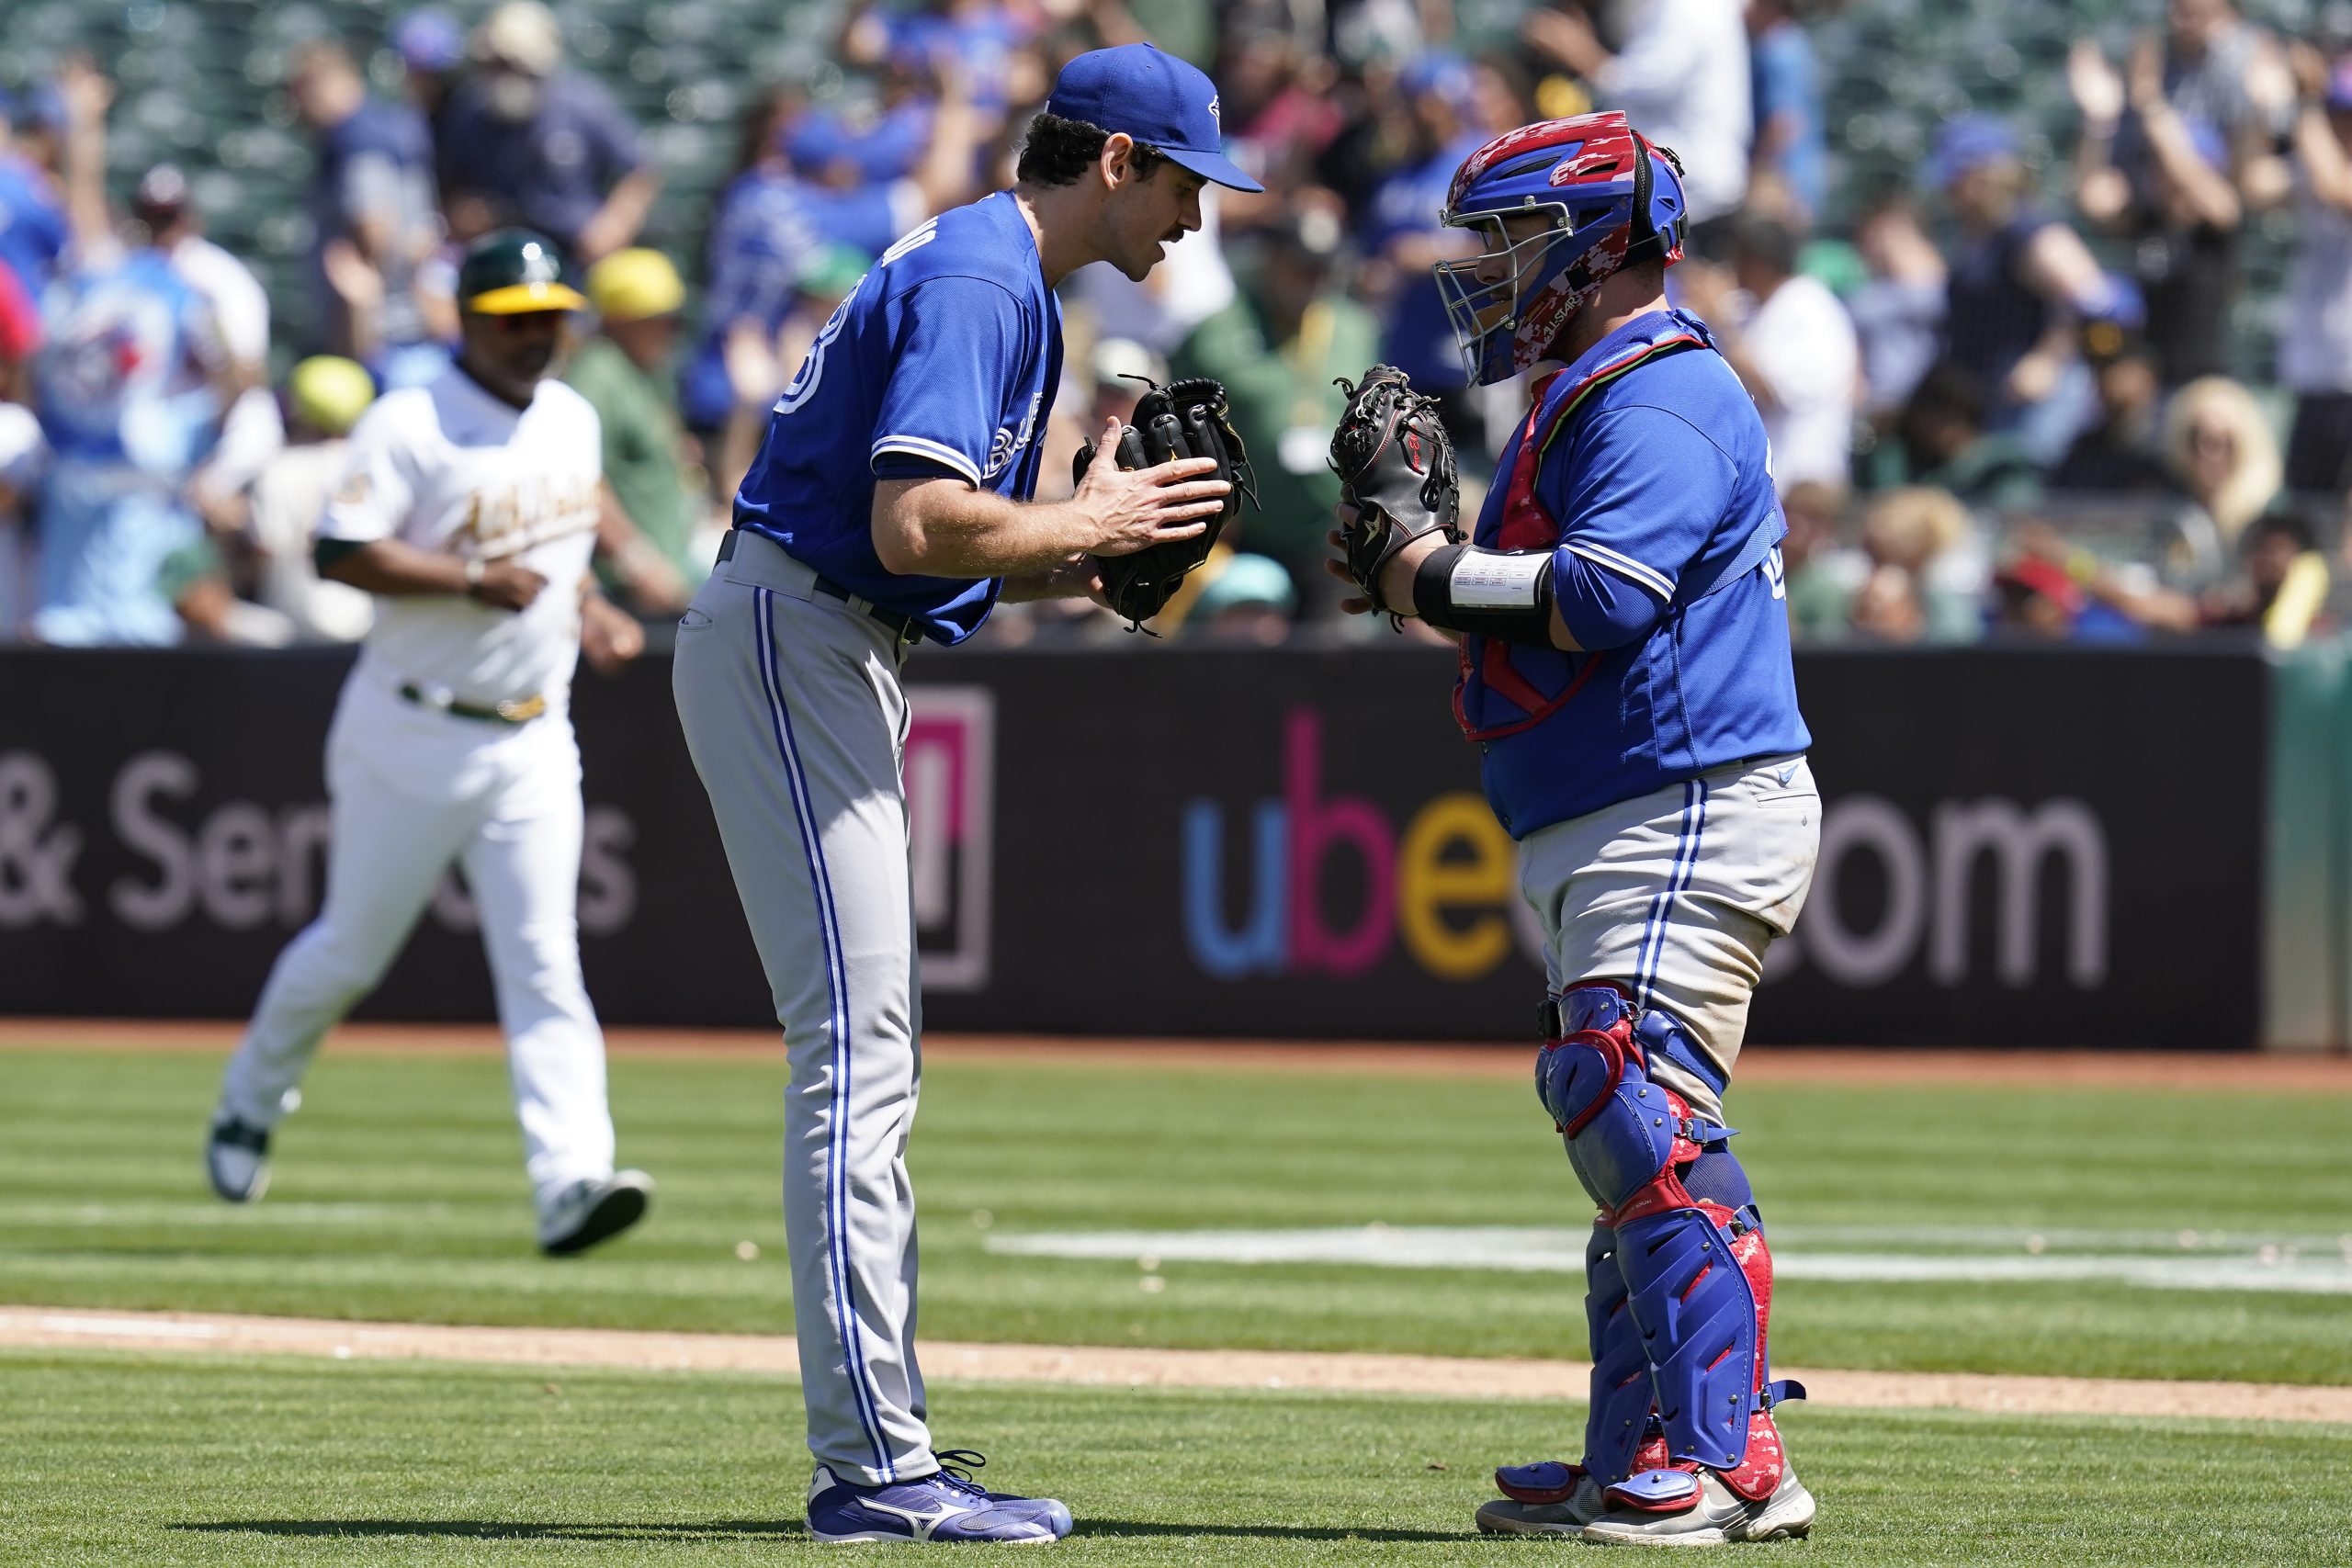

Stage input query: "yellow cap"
[
  {"left": 287, "top": 355, "right": 376, "bottom": 435},
  {"left": 586, "top": 248, "right": 686, "bottom": 322}
]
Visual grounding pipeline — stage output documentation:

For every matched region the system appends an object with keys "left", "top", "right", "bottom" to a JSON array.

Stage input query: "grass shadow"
[
  {"left": 176, "top": 1517, "right": 1479, "bottom": 1544},
  {"left": 175, "top": 1521, "right": 802, "bottom": 1542}
]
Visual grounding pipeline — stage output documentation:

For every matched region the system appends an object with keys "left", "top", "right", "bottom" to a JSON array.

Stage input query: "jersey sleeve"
[
  {"left": 1543, "top": 404, "right": 1735, "bottom": 650},
  {"left": 316, "top": 400, "right": 417, "bottom": 544},
  {"left": 868, "top": 276, "right": 1028, "bottom": 487}
]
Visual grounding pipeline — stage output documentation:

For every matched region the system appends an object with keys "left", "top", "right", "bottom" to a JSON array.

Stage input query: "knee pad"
[{"left": 1535, "top": 987, "right": 1729, "bottom": 1215}]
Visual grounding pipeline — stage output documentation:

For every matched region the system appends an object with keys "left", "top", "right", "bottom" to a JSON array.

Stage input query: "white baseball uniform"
[{"left": 217, "top": 366, "right": 620, "bottom": 1210}]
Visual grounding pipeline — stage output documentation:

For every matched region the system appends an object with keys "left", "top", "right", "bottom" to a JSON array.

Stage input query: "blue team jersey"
[
  {"left": 1365, "top": 132, "right": 1487, "bottom": 392},
  {"left": 32, "top": 248, "right": 219, "bottom": 474},
  {"left": 0, "top": 153, "right": 67, "bottom": 295},
  {"left": 1467, "top": 309, "right": 1811, "bottom": 838},
  {"left": 732, "top": 191, "right": 1063, "bottom": 645}
]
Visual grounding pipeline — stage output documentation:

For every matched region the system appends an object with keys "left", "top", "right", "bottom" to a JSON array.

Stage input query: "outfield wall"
[{"left": 0, "top": 643, "right": 2309, "bottom": 1048}]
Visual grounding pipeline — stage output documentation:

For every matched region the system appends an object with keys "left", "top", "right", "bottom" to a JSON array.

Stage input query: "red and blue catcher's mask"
[{"left": 1434, "top": 112, "right": 1689, "bottom": 386}]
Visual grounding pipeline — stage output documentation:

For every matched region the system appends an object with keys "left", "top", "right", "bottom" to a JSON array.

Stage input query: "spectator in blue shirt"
[
  {"left": 1359, "top": 54, "right": 1489, "bottom": 445},
  {"left": 682, "top": 76, "right": 979, "bottom": 438},
  {"left": 288, "top": 40, "right": 447, "bottom": 386},
  {"left": 0, "top": 84, "right": 70, "bottom": 297},
  {"left": 1747, "top": 0, "right": 1827, "bottom": 224},
  {"left": 437, "top": 0, "right": 661, "bottom": 264},
  {"left": 839, "top": 0, "right": 1035, "bottom": 131},
  {"left": 392, "top": 8, "right": 467, "bottom": 161}
]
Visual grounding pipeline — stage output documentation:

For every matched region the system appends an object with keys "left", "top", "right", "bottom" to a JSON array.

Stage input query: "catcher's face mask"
[{"left": 1433, "top": 112, "right": 1687, "bottom": 385}]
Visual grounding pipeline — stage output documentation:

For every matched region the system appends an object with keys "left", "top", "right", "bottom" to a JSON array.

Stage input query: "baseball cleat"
[
  {"left": 205, "top": 1117, "right": 272, "bottom": 1203},
  {"left": 1577, "top": 1464, "right": 1815, "bottom": 1548},
  {"left": 1476, "top": 1460, "right": 1606, "bottom": 1536},
  {"left": 805, "top": 1458, "right": 1073, "bottom": 1544},
  {"left": 536, "top": 1169, "right": 653, "bottom": 1256}
]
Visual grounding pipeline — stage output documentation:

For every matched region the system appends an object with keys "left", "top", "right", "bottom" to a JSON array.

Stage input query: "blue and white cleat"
[
  {"left": 806, "top": 1452, "right": 1074, "bottom": 1545},
  {"left": 1578, "top": 1465, "right": 1816, "bottom": 1547},
  {"left": 1476, "top": 1460, "right": 1606, "bottom": 1537}
]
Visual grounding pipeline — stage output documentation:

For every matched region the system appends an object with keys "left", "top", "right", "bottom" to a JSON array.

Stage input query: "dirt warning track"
[
  {"left": 5, "top": 1020, "right": 2351, "bottom": 1091},
  {"left": 5, "top": 1305, "right": 2348, "bottom": 1426}
]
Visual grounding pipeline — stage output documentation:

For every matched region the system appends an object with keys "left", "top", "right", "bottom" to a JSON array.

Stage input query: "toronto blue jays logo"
[
  {"left": 981, "top": 392, "right": 1044, "bottom": 481},
  {"left": 1207, "top": 94, "right": 1220, "bottom": 127}
]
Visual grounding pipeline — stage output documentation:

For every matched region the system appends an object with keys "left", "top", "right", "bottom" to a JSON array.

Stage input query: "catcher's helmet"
[
  {"left": 1434, "top": 112, "right": 1687, "bottom": 386},
  {"left": 456, "top": 228, "right": 589, "bottom": 315}
]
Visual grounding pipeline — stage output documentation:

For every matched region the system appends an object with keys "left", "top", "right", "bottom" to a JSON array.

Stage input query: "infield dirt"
[
  {"left": 7, "top": 1303, "right": 2351, "bottom": 1425},
  {"left": 6, "top": 1018, "right": 2350, "bottom": 1091}
]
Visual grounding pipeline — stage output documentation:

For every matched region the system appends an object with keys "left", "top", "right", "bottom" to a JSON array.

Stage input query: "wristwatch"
[{"left": 463, "top": 557, "right": 487, "bottom": 595}]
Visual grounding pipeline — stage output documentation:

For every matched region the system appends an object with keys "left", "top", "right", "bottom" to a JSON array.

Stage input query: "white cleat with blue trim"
[
  {"left": 1577, "top": 1464, "right": 1815, "bottom": 1548},
  {"left": 805, "top": 1452, "right": 1074, "bottom": 1545},
  {"left": 1476, "top": 1460, "right": 1608, "bottom": 1536}
]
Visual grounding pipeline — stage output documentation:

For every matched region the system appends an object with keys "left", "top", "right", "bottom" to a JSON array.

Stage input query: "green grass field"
[
  {"left": 7, "top": 1353, "right": 2351, "bottom": 1567},
  {"left": 3, "top": 1042, "right": 2349, "bottom": 1565}
]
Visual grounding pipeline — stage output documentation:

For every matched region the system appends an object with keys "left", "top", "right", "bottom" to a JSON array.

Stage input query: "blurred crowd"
[{"left": 2, "top": 0, "right": 2350, "bottom": 649}]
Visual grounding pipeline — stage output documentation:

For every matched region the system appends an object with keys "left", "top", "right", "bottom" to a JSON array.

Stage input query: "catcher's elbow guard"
[{"left": 1413, "top": 544, "right": 1558, "bottom": 647}]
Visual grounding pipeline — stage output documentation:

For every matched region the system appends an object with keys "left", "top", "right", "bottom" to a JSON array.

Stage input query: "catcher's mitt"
[
  {"left": 1074, "top": 377, "right": 1256, "bottom": 630},
  {"left": 1329, "top": 366, "right": 1460, "bottom": 619}
]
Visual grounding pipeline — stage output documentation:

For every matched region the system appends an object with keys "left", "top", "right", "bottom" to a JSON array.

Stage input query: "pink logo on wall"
[{"left": 906, "top": 686, "right": 995, "bottom": 991}]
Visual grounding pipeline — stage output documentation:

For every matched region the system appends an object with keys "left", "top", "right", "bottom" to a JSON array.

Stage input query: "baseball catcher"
[
  {"left": 1330, "top": 112, "right": 1820, "bottom": 1547},
  {"left": 1329, "top": 365, "right": 1462, "bottom": 621},
  {"left": 1073, "top": 376, "right": 1256, "bottom": 628}
]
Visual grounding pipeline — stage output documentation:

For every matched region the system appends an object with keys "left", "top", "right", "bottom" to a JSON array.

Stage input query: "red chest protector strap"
[{"left": 1456, "top": 334, "right": 1706, "bottom": 743}]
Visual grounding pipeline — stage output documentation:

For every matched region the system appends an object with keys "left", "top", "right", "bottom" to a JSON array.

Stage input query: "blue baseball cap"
[
  {"left": 1045, "top": 43, "right": 1263, "bottom": 193},
  {"left": 1927, "top": 113, "right": 2018, "bottom": 186},
  {"left": 1400, "top": 51, "right": 1476, "bottom": 109},
  {"left": 18, "top": 82, "right": 67, "bottom": 135},
  {"left": 395, "top": 9, "right": 466, "bottom": 73},
  {"left": 785, "top": 101, "right": 929, "bottom": 184}
]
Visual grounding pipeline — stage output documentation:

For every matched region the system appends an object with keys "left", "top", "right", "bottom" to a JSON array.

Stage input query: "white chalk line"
[{"left": 983, "top": 1225, "right": 2352, "bottom": 1294}]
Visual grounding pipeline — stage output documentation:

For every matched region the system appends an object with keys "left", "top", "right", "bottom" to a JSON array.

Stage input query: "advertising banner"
[{"left": 0, "top": 644, "right": 2267, "bottom": 1046}]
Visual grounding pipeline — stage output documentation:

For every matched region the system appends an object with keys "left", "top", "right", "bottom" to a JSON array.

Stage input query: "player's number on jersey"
[{"left": 775, "top": 219, "right": 941, "bottom": 417}]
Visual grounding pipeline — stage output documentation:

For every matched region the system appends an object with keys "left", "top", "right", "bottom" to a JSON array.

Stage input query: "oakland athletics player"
[
  {"left": 207, "top": 231, "right": 655, "bottom": 1258},
  {"left": 1335, "top": 114, "right": 1820, "bottom": 1545},
  {"left": 673, "top": 44, "right": 1259, "bottom": 1545}
]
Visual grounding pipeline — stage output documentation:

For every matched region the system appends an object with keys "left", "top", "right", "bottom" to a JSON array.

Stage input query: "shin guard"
[
  {"left": 1536, "top": 987, "right": 1800, "bottom": 1491},
  {"left": 1611, "top": 1199, "right": 1758, "bottom": 1471},
  {"left": 1581, "top": 1218, "right": 1657, "bottom": 1485}
]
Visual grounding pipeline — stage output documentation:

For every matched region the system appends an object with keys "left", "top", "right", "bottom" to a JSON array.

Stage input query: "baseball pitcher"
[
  {"left": 673, "top": 44, "right": 1260, "bottom": 1545},
  {"left": 1330, "top": 113, "right": 1820, "bottom": 1545},
  {"left": 208, "top": 231, "right": 654, "bottom": 1258}
]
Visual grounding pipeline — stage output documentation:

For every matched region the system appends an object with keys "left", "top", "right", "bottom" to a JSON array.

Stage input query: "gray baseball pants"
[{"left": 672, "top": 529, "right": 934, "bottom": 1486}]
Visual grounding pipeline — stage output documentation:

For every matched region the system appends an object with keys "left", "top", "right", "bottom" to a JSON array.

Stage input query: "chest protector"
[{"left": 1453, "top": 322, "right": 1778, "bottom": 744}]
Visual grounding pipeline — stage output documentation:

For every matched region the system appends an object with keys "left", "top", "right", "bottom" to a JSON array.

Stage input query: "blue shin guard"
[
  {"left": 1611, "top": 1200, "right": 1759, "bottom": 1470},
  {"left": 1537, "top": 987, "right": 1772, "bottom": 1480},
  {"left": 1582, "top": 1218, "right": 1656, "bottom": 1485}
]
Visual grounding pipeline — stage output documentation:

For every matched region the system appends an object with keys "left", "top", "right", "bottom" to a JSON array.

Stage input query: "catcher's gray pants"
[
  {"left": 1518, "top": 754, "right": 1820, "bottom": 1122},
  {"left": 672, "top": 529, "right": 933, "bottom": 1486}
]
